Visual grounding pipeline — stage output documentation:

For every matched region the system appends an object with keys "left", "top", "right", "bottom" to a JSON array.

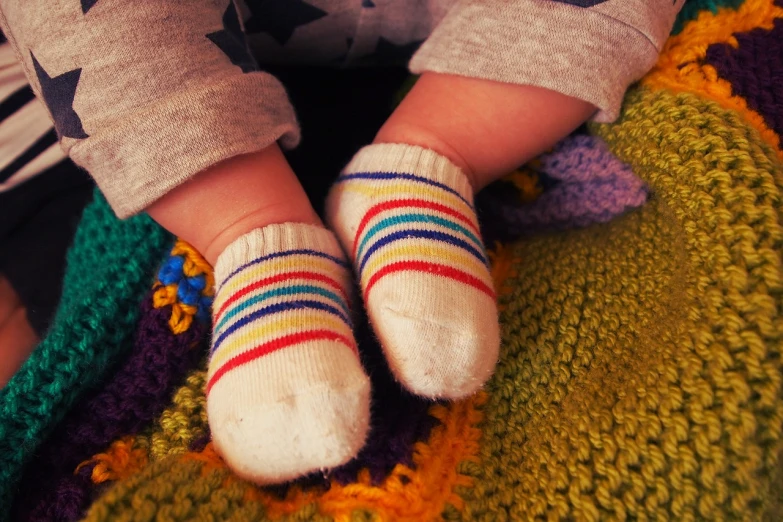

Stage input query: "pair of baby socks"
[{"left": 206, "top": 143, "right": 500, "bottom": 483}]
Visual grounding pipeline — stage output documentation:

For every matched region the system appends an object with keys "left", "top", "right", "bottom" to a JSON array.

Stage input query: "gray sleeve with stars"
[
  {"left": 0, "top": 0, "right": 683, "bottom": 217},
  {"left": 0, "top": 0, "right": 299, "bottom": 218},
  {"left": 411, "top": 0, "right": 685, "bottom": 122}
]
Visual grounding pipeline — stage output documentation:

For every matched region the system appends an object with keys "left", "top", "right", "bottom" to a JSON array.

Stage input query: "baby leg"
[
  {"left": 0, "top": 0, "right": 377, "bottom": 484},
  {"left": 148, "top": 145, "right": 370, "bottom": 484},
  {"left": 326, "top": 72, "right": 595, "bottom": 398},
  {"left": 0, "top": 276, "right": 38, "bottom": 388}
]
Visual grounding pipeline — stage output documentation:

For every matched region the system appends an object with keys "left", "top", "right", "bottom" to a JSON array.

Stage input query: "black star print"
[
  {"left": 81, "top": 0, "right": 98, "bottom": 13},
  {"left": 31, "top": 53, "right": 88, "bottom": 139},
  {"left": 207, "top": 2, "right": 258, "bottom": 73},
  {"left": 372, "top": 37, "right": 423, "bottom": 63},
  {"left": 330, "top": 37, "right": 354, "bottom": 66},
  {"left": 244, "top": 0, "right": 327, "bottom": 46}
]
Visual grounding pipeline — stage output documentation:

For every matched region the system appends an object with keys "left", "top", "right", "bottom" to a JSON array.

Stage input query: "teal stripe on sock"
[
  {"left": 215, "top": 284, "right": 349, "bottom": 334},
  {"left": 356, "top": 213, "right": 484, "bottom": 262}
]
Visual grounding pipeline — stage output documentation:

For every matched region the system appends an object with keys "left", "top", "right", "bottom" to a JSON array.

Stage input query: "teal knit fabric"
[{"left": 0, "top": 191, "right": 172, "bottom": 516}]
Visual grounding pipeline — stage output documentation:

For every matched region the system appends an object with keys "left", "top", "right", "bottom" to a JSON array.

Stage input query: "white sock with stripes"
[
  {"left": 207, "top": 223, "right": 370, "bottom": 484},
  {"left": 326, "top": 144, "right": 500, "bottom": 399}
]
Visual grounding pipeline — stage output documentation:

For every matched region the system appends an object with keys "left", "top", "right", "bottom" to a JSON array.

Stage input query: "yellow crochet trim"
[
  {"left": 643, "top": 0, "right": 783, "bottom": 156},
  {"left": 172, "top": 241, "right": 215, "bottom": 289},
  {"left": 230, "top": 392, "right": 487, "bottom": 521},
  {"left": 152, "top": 239, "right": 214, "bottom": 334},
  {"left": 505, "top": 166, "right": 543, "bottom": 203}
]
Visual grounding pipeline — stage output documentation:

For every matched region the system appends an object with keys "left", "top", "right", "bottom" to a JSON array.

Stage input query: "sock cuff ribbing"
[
  {"left": 342, "top": 143, "right": 474, "bottom": 201},
  {"left": 214, "top": 223, "right": 344, "bottom": 284}
]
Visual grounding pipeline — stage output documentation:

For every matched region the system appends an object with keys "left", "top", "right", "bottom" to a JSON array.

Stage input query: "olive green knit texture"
[
  {"left": 449, "top": 86, "right": 783, "bottom": 520},
  {"left": 2, "top": 9, "right": 782, "bottom": 517},
  {"left": 0, "top": 191, "right": 173, "bottom": 516}
]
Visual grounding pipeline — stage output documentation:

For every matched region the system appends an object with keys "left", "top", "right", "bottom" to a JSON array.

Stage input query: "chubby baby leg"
[
  {"left": 148, "top": 145, "right": 370, "bottom": 484},
  {"left": 327, "top": 72, "right": 595, "bottom": 399}
]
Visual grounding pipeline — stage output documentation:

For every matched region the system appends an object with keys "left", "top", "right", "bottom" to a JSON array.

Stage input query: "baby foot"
[
  {"left": 327, "top": 144, "right": 499, "bottom": 399},
  {"left": 207, "top": 223, "right": 370, "bottom": 483}
]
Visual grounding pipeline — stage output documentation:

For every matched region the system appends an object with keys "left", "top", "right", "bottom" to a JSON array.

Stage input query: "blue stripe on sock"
[
  {"left": 214, "top": 284, "right": 349, "bottom": 333},
  {"left": 356, "top": 213, "right": 484, "bottom": 262},
  {"left": 211, "top": 299, "right": 352, "bottom": 355},
  {"left": 358, "top": 229, "right": 488, "bottom": 274},
  {"left": 218, "top": 249, "right": 349, "bottom": 293},
  {"left": 337, "top": 171, "right": 473, "bottom": 209}
]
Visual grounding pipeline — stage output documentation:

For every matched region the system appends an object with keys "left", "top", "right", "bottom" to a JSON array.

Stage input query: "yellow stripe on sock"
[
  {"left": 214, "top": 256, "right": 347, "bottom": 312},
  {"left": 210, "top": 313, "right": 354, "bottom": 370},
  {"left": 359, "top": 243, "right": 490, "bottom": 288}
]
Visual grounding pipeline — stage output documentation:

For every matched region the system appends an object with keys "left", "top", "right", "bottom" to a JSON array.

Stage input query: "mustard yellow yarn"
[
  {"left": 146, "top": 369, "right": 209, "bottom": 461},
  {"left": 153, "top": 239, "right": 214, "bottom": 334},
  {"left": 447, "top": 86, "right": 783, "bottom": 521}
]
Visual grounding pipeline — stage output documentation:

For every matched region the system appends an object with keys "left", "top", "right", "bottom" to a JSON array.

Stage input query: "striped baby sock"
[
  {"left": 326, "top": 143, "right": 500, "bottom": 399},
  {"left": 206, "top": 223, "right": 371, "bottom": 484}
]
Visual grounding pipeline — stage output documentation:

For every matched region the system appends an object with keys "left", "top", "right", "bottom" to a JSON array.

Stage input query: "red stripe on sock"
[
  {"left": 352, "top": 199, "right": 480, "bottom": 258},
  {"left": 363, "top": 261, "right": 495, "bottom": 300},
  {"left": 215, "top": 271, "right": 348, "bottom": 322},
  {"left": 206, "top": 330, "right": 357, "bottom": 395}
]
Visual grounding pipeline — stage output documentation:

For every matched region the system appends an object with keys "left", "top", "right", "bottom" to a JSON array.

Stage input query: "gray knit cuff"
[
  {"left": 410, "top": 1, "right": 664, "bottom": 123},
  {"left": 70, "top": 73, "right": 299, "bottom": 218}
]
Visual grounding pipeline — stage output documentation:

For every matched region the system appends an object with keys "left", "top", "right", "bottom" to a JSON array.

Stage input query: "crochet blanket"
[{"left": 2, "top": 0, "right": 782, "bottom": 520}]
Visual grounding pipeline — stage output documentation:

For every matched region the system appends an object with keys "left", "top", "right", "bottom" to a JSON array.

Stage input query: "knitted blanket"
[{"left": 2, "top": 0, "right": 782, "bottom": 520}]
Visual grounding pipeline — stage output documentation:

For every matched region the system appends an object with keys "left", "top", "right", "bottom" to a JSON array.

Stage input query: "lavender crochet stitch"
[{"left": 494, "top": 135, "right": 649, "bottom": 234}]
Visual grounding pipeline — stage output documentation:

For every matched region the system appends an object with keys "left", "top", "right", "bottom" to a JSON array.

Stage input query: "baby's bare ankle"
[
  {"left": 146, "top": 144, "right": 320, "bottom": 265},
  {"left": 201, "top": 203, "right": 321, "bottom": 265},
  {"left": 374, "top": 121, "right": 481, "bottom": 191},
  {"left": 376, "top": 72, "right": 597, "bottom": 191}
]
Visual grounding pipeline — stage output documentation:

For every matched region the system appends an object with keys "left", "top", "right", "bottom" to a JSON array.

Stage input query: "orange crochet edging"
[
  {"left": 76, "top": 436, "right": 149, "bottom": 484},
  {"left": 643, "top": 0, "right": 783, "bottom": 155},
  {"left": 316, "top": 394, "right": 486, "bottom": 522},
  {"left": 506, "top": 167, "right": 543, "bottom": 203},
  {"left": 172, "top": 241, "right": 215, "bottom": 291}
]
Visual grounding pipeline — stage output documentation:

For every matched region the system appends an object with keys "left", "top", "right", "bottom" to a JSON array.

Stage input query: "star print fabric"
[
  {"left": 0, "top": 0, "right": 681, "bottom": 218},
  {"left": 0, "top": 0, "right": 299, "bottom": 217}
]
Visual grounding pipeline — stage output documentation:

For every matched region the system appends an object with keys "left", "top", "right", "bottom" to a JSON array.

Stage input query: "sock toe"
[
  {"left": 208, "top": 343, "right": 371, "bottom": 484},
  {"left": 368, "top": 273, "right": 500, "bottom": 399}
]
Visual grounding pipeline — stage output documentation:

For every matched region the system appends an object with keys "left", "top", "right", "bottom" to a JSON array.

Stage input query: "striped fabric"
[
  {"left": 206, "top": 223, "right": 370, "bottom": 484},
  {"left": 326, "top": 143, "right": 500, "bottom": 399},
  {"left": 207, "top": 238, "right": 357, "bottom": 395},
  {"left": 0, "top": 41, "right": 64, "bottom": 193},
  {"left": 333, "top": 156, "right": 495, "bottom": 302}
]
